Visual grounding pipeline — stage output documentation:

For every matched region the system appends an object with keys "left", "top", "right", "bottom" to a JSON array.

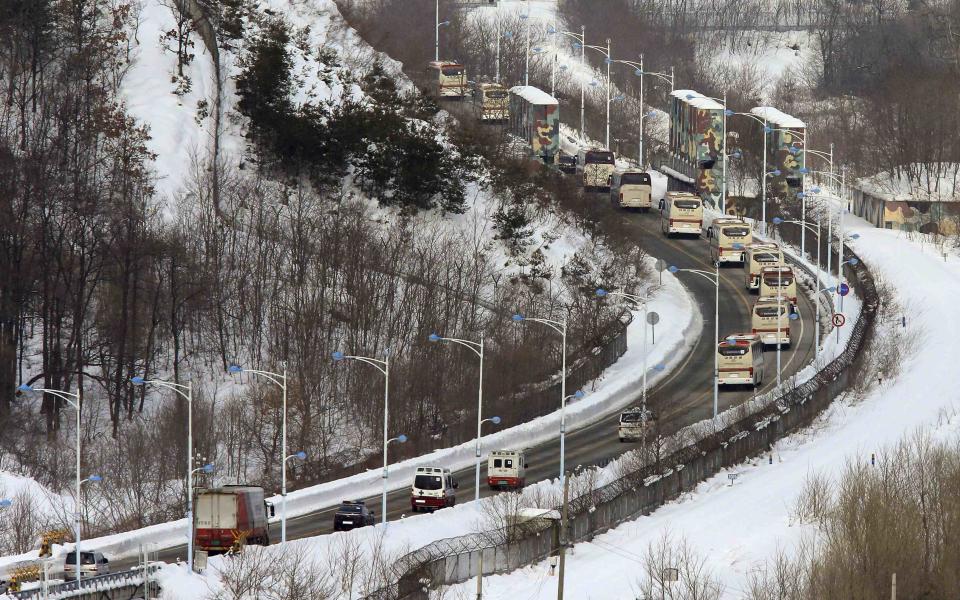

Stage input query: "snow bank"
[
  {"left": 0, "top": 256, "right": 697, "bottom": 570},
  {"left": 444, "top": 221, "right": 956, "bottom": 599}
]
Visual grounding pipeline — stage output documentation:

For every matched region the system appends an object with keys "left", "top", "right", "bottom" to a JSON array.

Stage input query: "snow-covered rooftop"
[
  {"left": 751, "top": 106, "right": 805, "bottom": 129},
  {"left": 510, "top": 85, "right": 559, "bottom": 106},
  {"left": 671, "top": 89, "right": 724, "bottom": 111}
]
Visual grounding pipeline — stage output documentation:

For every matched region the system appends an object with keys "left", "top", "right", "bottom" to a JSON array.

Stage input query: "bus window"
[
  {"left": 585, "top": 150, "right": 615, "bottom": 164},
  {"left": 620, "top": 172, "right": 651, "bottom": 185}
]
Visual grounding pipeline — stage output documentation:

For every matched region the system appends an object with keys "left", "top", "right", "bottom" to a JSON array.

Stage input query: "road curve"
[{"left": 109, "top": 208, "right": 817, "bottom": 570}]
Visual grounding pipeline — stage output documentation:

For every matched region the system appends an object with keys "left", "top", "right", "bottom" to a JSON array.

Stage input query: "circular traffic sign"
[
  {"left": 838, "top": 283, "right": 850, "bottom": 297},
  {"left": 655, "top": 259, "right": 668, "bottom": 272},
  {"left": 646, "top": 311, "right": 660, "bottom": 325},
  {"left": 832, "top": 313, "right": 846, "bottom": 327}
]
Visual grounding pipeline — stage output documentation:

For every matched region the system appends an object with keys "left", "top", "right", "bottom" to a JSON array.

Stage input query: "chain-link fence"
[{"left": 362, "top": 245, "right": 877, "bottom": 600}]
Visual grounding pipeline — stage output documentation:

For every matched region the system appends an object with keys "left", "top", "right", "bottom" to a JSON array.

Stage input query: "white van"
[
  {"left": 610, "top": 170, "right": 653, "bottom": 210},
  {"left": 64, "top": 551, "right": 110, "bottom": 578},
  {"left": 487, "top": 450, "right": 527, "bottom": 490},
  {"left": 410, "top": 466, "right": 458, "bottom": 512}
]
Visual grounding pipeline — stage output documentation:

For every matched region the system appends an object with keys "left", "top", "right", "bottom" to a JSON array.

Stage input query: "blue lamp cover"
[
  {"left": 131, "top": 376, "right": 145, "bottom": 385},
  {"left": 296, "top": 451, "right": 307, "bottom": 460},
  {"left": 397, "top": 434, "right": 408, "bottom": 443},
  {"left": 491, "top": 416, "right": 502, "bottom": 424},
  {"left": 17, "top": 384, "right": 32, "bottom": 392},
  {"left": 789, "top": 313, "right": 799, "bottom": 320},
  {"left": 849, "top": 257, "right": 859, "bottom": 265},
  {"left": 773, "top": 169, "right": 782, "bottom": 176},
  {"left": 772, "top": 217, "right": 783, "bottom": 224},
  {"left": 203, "top": 463, "right": 215, "bottom": 473},
  {"left": 668, "top": 265, "right": 679, "bottom": 273},
  {"left": 0, "top": 499, "right": 11, "bottom": 508},
  {"left": 89, "top": 475, "right": 102, "bottom": 482},
  {"left": 428, "top": 333, "right": 441, "bottom": 342},
  {"left": 227, "top": 364, "right": 242, "bottom": 373},
  {"left": 574, "top": 390, "right": 585, "bottom": 399},
  {"left": 596, "top": 288, "right": 608, "bottom": 297},
  {"left": 512, "top": 314, "right": 525, "bottom": 322},
  {"left": 332, "top": 351, "right": 345, "bottom": 361}
]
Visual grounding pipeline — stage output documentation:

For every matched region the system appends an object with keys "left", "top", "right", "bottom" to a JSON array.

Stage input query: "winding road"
[{"left": 107, "top": 204, "right": 817, "bottom": 571}]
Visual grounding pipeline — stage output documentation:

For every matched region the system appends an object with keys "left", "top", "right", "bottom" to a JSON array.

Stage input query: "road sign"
[
  {"left": 655, "top": 259, "right": 668, "bottom": 272},
  {"left": 646, "top": 312, "right": 660, "bottom": 325},
  {"left": 832, "top": 313, "right": 846, "bottom": 327},
  {"left": 838, "top": 282, "right": 850, "bottom": 296}
]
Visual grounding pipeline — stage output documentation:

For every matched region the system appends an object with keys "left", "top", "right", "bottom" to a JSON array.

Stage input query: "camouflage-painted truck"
[{"left": 509, "top": 85, "right": 559, "bottom": 165}]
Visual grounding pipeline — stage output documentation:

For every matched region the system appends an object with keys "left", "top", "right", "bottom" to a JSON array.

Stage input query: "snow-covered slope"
[{"left": 442, "top": 219, "right": 959, "bottom": 599}]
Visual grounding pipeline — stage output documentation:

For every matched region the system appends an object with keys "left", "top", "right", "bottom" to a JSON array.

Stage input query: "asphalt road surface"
[{"left": 108, "top": 205, "right": 817, "bottom": 571}]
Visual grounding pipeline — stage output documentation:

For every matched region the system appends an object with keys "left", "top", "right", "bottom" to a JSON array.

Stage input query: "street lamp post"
[
  {"left": 610, "top": 56, "right": 673, "bottom": 166},
  {"left": 332, "top": 350, "right": 399, "bottom": 525},
  {"left": 77, "top": 473, "right": 102, "bottom": 584},
  {"left": 512, "top": 313, "right": 570, "bottom": 482},
  {"left": 427, "top": 333, "right": 502, "bottom": 504},
  {"left": 227, "top": 364, "right": 291, "bottom": 541},
  {"left": 130, "top": 376, "right": 201, "bottom": 570},
  {"left": 773, "top": 215, "right": 823, "bottom": 358},
  {"left": 668, "top": 255, "right": 737, "bottom": 418},
  {"left": 522, "top": 1, "right": 530, "bottom": 85},
  {"left": 548, "top": 25, "right": 586, "bottom": 135},
  {"left": 574, "top": 39, "right": 613, "bottom": 148},
  {"left": 17, "top": 384, "right": 85, "bottom": 583},
  {"left": 596, "top": 289, "right": 652, "bottom": 410}
]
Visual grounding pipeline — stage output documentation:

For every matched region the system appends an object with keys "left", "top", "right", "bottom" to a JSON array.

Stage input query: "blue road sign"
[{"left": 838, "top": 283, "right": 850, "bottom": 297}]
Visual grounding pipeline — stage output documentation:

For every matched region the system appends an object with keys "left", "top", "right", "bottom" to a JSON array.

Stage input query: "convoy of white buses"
[{"left": 419, "top": 62, "right": 816, "bottom": 441}]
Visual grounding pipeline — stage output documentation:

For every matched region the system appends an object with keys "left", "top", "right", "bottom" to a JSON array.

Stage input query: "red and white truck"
[{"left": 194, "top": 485, "right": 274, "bottom": 553}]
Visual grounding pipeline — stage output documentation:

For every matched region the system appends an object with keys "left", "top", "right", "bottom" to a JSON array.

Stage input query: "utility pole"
[
  {"left": 556, "top": 472, "right": 570, "bottom": 600},
  {"left": 891, "top": 573, "right": 897, "bottom": 600}
]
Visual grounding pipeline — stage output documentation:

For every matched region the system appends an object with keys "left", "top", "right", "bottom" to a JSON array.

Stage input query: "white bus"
[
  {"left": 717, "top": 334, "right": 765, "bottom": 387},
  {"left": 473, "top": 82, "right": 508, "bottom": 121},
  {"left": 428, "top": 61, "right": 467, "bottom": 98},
  {"left": 610, "top": 170, "right": 653, "bottom": 210},
  {"left": 576, "top": 148, "right": 616, "bottom": 191},
  {"left": 759, "top": 265, "right": 797, "bottom": 304},
  {"left": 659, "top": 192, "right": 703, "bottom": 237},
  {"left": 751, "top": 296, "right": 795, "bottom": 347},
  {"left": 708, "top": 217, "right": 752, "bottom": 264},
  {"left": 743, "top": 243, "right": 783, "bottom": 291},
  {"left": 487, "top": 450, "right": 527, "bottom": 490}
]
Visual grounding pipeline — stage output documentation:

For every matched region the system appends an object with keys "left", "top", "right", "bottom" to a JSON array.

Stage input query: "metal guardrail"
[
  {"left": 361, "top": 241, "right": 878, "bottom": 599},
  {"left": 11, "top": 565, "right": 160, "bottom": 599}
]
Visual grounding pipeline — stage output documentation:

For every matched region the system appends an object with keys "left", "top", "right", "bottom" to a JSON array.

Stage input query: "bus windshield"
[
  {"left": 674, "top": 200, "right": 701, "bottom": 210},
  {"left": 718, "top": 345, "right": 749, "bottom": 356},
  {"left": 441, "top": 66, "right": 464, "bottom": 77},
  {"left": 621, "top": 173, "right": 651, "bottom": 185},
  {"left": 620, "top": 411, "right": 645, "bottom": 423},
  {"left": 763, "top": 275, "right": 794, "bottom": 286},
  {"left": 485, "top": 90, "right": 508, "bottom": 99},
  {"left": 585, "top": 151, "right": 615, "bottom": 164},
  {"left": 721, "top": 226, "right": 750, "bottom": 237},
  {"left": 755, "top": 306, "right": 786, "bottom": 317},
  {"left": 754, "top": 252, "right": 780, "bottom": 263}
]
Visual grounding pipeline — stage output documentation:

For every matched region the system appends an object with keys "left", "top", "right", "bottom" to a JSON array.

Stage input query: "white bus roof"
[
  {"left": 671, "top": 89, "right": 724, "bottom": 110},
  {"left": 750, "top": 106, "right": 805, "bottom": 129},
  {"left": 712, "top": 217, "right": 747, "bottom": 225},
  {"left": 746, "top": 242, "right": 780, "bottom": 249},
  {"left": 666, "top": 191, "right": 701, "bottom": 199},
  {"left": 415, "top": 466, "right": 450, "bottom": 474},
  {"left": 429, "top": 60, "right": 463, "bottom": 68},
  {"left": 721, "top": 333, "right": 759, "bottom": 343},
  {"left": 510, "top": 85, "right": 559, "bottom": 106}
]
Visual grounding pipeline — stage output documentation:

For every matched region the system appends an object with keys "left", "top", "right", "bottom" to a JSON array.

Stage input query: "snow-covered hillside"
[{"left": 441, "top": 217, "right": 960, "bottom": 598}]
